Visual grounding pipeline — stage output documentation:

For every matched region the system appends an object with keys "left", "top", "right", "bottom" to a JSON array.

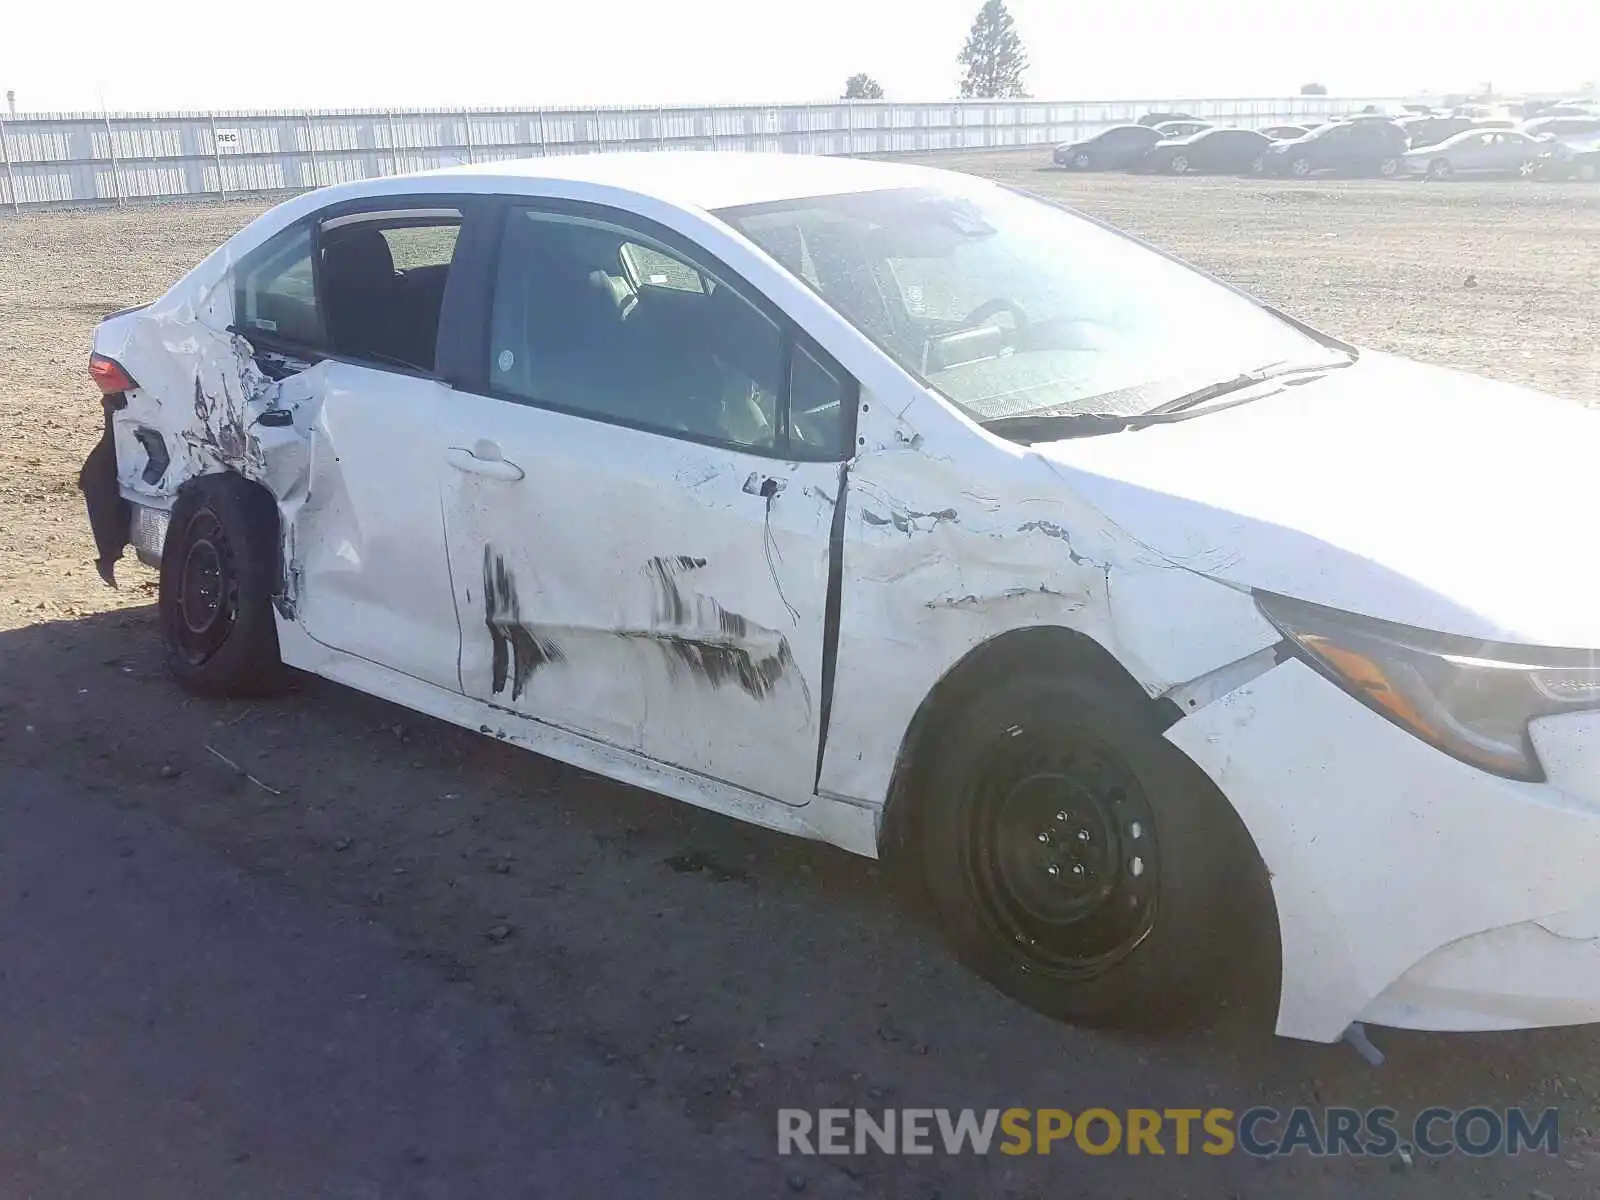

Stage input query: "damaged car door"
[
  {"left": 231, "top": 200, "right": 481, "bottom": 688},
  {"left": 439, "top": 202, "right": 853, "bottom": 806}
]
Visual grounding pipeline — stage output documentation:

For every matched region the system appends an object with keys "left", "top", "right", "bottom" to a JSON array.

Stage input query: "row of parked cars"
[{"left": 1051, "top": 108, "right": 1600, "bottom": 181}]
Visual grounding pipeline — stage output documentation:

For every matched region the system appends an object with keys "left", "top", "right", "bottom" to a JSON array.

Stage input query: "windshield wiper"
[
  {"left": 982, "top": 356, "right": 1355, "bottom": 443},
  {"left": 980, "top": 393, "right": 1270, "bottom": 443},
  {"left": 1142, "top": 357, "right": 1352, "bottom": 416}
]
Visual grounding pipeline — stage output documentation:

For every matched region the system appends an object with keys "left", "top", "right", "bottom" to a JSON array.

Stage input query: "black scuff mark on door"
[
  {"left": 482, "top": 547, "right": 565, "bottom": 701},
  {"left": 641, "top": 556, "right": 802, "bottom": 705}
]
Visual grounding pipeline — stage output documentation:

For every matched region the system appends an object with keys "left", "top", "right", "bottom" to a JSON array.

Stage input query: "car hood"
[{"left": 1032, "top": 353, "right": 1600, "bottom": 648}]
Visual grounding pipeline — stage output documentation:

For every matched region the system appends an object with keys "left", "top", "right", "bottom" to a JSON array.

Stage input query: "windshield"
[{"left": 716, "top": 185, "right": 1342, "bottom": 425}]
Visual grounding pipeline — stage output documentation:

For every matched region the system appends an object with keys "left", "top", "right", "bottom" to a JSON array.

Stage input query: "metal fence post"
[
  {"left": 386, "top": 111, "right": 400, "bottom": 178},
  {"left": 0, "top": 117, "right": 19, "bottom": 211},
  {"left": 207, "top": 112, "right": 228, "bottom": 199},
  {"left": 462, "top": 111, "right": 474, "bottom": 164},
  {"left": 303, "top": 114, "right": 320, "bottom": 188},
  {"left": 103, "top": 110, "right": 124, "bottom": 205}
]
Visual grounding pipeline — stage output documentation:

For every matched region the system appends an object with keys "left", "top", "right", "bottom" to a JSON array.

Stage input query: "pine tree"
[
  {"left": 957, "top": 0, "right": 1030, "bottom": 99},
  {"left": 843, "top": 73, "right": 885, "bottom": 100}
]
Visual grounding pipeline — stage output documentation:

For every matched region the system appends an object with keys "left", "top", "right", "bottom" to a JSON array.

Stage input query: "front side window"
[
  {"left": 719, "top": 185, "right": 1344, "bottom": 429},
  {"left": 489, "top": 209, "right": 790, "bottom": 452}
]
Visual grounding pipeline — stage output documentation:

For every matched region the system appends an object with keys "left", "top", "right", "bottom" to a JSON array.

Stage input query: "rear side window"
[
  {"left": 317, "top": 210, "right": 462, "bottom": 371},
  {"left": 235, "top": 224, "right": 323, "bottom": 345},
  {"left": 380, "top": 224, "right": 460, "bottom": 271}
]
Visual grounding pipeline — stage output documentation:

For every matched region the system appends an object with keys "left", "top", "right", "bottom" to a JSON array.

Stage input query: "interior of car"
[{"left": 318, "top": 218, "right": 460, "bottom": 371}]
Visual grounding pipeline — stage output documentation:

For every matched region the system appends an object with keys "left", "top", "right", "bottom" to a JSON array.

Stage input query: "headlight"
[{"left": 1256, "top": 591, "right": 1600, "bottom": 781}]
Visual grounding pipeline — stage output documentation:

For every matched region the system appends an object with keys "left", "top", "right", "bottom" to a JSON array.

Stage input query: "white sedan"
[{"left": 79, "top": 152, "right": 1600, "bottom": 1045}]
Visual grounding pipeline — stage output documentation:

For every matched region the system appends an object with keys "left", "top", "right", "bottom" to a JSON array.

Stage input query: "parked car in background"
[
  {"left": 1402, "top": 128, "right": 1556, "bottom": 179},
  {"left": 1260, "top": 124, "right": 1311, "bottom": 141},
  {"left": 1261, "top": 119, "right": 1410, "bottom": 178},
  {"left": 1141, "top": 128, "right": 1275, "bottom": 175},
  {"left": 1152, "top": 120, "right": 1213, "bottom": 140},
  {"left": 1400, "top": 115, "right": 1512, "bottom": 148},
  {"left": 1138, "top": 110, "right": 1196, "bottom": 127},
  {"left": 1522, "top": 116, "right": 1600, "bottom": 152},
  {"left": 1053, "top": 124, "right": 1164, "bottom": 170},
  {"left": 1544, "top": 147, "right": 1600, "bottom": 181}
]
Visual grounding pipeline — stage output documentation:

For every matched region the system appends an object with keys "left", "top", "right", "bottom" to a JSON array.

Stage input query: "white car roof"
[{"left": 413, "top": 151, "right": 957, "bottom": 211}]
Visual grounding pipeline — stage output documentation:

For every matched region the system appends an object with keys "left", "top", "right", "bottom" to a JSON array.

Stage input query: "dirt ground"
[{"left": 3, "top": 156, "right": 1600, "bottom": 1197}]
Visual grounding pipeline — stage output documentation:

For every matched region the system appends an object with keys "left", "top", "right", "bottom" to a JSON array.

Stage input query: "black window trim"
[
  {"left": 467, "top": 195, "right": 860, "bottom": 465},
  {"left": 228, "top": 193, "right": 493, "bottom": 383}
]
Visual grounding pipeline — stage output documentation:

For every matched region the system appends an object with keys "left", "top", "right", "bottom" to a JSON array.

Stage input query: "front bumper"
[{"left": 1167, "top": 656, "right": 1600, "bottom": 1042}]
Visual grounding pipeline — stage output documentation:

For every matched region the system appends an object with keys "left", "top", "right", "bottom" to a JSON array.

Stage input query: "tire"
[
  {"left": 918, "top": 672, "right": 1267, "bottom": 1030},
  {"left": 1427, "top": 158, "right": 1453, "bottom": 181},
  {"left": 1169, "top": 154, "right": 1190, "bottom": 175},
  {"left": 1073, "top": 152, "right": 1092, "bottom": 169},
  {"left": 1377, "top": 156, "right": 1401, "bottom": 179},
  {"left": 159, "top": 473, "right": 285, "bottom": 696},
  {"left": 1288, "top": 155, "right": 1312, "bottom": 177},
  {"left": 1250, "top": 153, "right": 1266, "bottom": 175},
  {"left": 1578, "top": 161, "right": 1599, "bottom": 182}
]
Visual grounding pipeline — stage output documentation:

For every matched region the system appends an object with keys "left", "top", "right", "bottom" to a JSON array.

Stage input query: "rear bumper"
[{"left": 1167, "top": 657, "right": 1600, "bottom": 1042}]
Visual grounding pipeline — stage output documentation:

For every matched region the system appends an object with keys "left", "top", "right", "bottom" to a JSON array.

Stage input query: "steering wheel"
[{"left": 962, "top": 298, "right": 1030, "bottom": 338}]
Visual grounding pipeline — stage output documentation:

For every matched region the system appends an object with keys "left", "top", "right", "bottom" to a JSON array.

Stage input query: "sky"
[{"left": 2, "top": 0, "right": 1596, "bottom": 114}]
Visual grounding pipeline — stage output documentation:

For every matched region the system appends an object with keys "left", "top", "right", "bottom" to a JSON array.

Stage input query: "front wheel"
[
  {"left": 1577, "top": 160, "right": 1599, "bottom": 182},
  {"left": 159, "top": 473, "right": 285, "bottom": 695},
  {"left": 1073, "top": 152, "right": 1092, "bottom": 169},
  {"left": 1377, "top": 156, "right": 1401, "bottom": 179},
  {"left": 1426, "top": 158, "right": 1453, "bottom": 181},
  {"left": 1169, "top": 154, "right": 1190, "bottom": 175},
  {"left": 1288, "top": 155, "right": 1313, "bottom": 177},
  {"left": 918, "top": 673, "right": 1269, "bottom": 1029}
]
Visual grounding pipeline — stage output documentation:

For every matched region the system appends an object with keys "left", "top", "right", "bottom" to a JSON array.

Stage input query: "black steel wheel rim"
[
  {"left": 175, "top": 507, "right": 238, "bottom": 664},
  {"left": 964, "top": 727, "right": 1159, "bottom": 979}
]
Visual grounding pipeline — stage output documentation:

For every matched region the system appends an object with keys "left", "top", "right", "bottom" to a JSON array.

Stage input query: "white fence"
[{"left": 0, "top": 96, "right": 1402, "bottom": 209}]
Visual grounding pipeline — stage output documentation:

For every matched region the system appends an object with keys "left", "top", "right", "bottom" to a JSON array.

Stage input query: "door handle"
[{"left": 446, "top": 444, "right": 525, "bottom": 482}]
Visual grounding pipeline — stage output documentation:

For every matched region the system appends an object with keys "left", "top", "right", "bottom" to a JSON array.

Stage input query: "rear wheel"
[
  {"left": 159, "top": 474, "right": 285, "bottom": 695},
  {"left": 1377, "top": 156, "right": 1402, "bottom": 179},
  {"left": 1288, "top": 155, "right": 1313, "bottom": 177},
  {"left": 1578, "top": 160, "right": 1599, "bottom": 182},
  {"left": 1169, "top": 154, "right": 1190, "bottom": 175},
  {"left": 1251, "top": 153, "right": 1266, "bottom": 175},
  {"left": 918, "top": 672, "right": 1269, "bottom": 1029},
  {"left": 1427, "top": 158, "right": 1453, "bottom": 181}
]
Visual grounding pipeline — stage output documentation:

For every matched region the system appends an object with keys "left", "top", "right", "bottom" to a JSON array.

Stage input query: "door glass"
[
  {"left": 490, "top": 210, "right": 784, "bottom": 451},
  {"left": 235, "top": 224, "right": 323, "bottom": 345},
  {"left": 789, "top": 342, "right": 848, "bottom": 457},
  {"left": 319, "top": 212, "right": 462, "bottom": 371}
]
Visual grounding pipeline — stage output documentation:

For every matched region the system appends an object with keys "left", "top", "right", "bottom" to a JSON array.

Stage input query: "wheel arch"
[
  {"left": 877, "top": 622, "right": 1284, "bottom": 1013},
  {"left": 167, "top": 468, "right": 287, "bottom": 601},
  {"left": 878, "top": 624, "right": 1173, "bottom": 863}
]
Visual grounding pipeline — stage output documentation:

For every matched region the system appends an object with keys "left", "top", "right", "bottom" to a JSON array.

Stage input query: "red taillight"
[{"left": 88, "top": 353, "right": 136, "bottom": 394}]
